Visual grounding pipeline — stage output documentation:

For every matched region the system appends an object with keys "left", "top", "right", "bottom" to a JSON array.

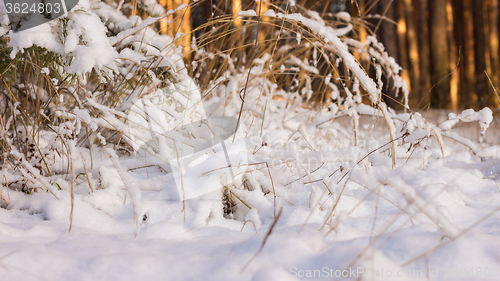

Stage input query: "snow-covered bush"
[{"left": 0, "top": 0, "right": 196, "bottom": 226}]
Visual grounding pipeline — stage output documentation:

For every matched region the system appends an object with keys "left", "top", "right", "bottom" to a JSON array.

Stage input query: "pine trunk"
[
  {"left": 473, "top": 0, "right": 489, "bottom": 109},
  {"left": 404, "top": 0, "right": 420, "bottom": 107},
  {"left": 430, "top": 0, "right": 450, "bottom": 108},
  {"left": 416, "top": 0, "right": 431, "bottom": 108},
  {"left": 487, "top": 0, "right": 500, "bottom": 107},
  {"left": 378, "top": 0, "right": 399, "bottom": 108},
  {"left": 464, "top": 0, "right": 478, "bottom": 108},
  {"left": 447, "top": 0, "right": 458, "bottom": 110}
]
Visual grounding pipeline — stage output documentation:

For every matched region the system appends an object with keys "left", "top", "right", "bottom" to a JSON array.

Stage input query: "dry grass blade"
[
  {"left": 485, "top": 70, "right": 500, "bottom": 107},
  {"left": 240, "top": 207, "right": 283, "bottom": 273},
  {"left": 69, "top": 143, "right": 75, "bottom": 233},
  {"left": 401, "top": 204, "right": 500, "bottom": 268}
]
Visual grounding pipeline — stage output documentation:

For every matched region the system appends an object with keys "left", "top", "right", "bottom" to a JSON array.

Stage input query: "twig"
[
  {"left": 233, "top": 0, "right": 264, "bottom": 142},
  {"left": 241, "top": 220, "right": 258, "bottom": 234},
  {"left": 224, "top": 185, "right": 252, "bottom": 210},
  {"left": 69, "top": 144, "right": 75, "bottom": 232},
  {"left": 485, "top": 70, "right": 500, "bottom": 105},
  {"left": 299, "top": 181, "right": 331, "bottom": 234},
  {"left": 285, "top": 162, "right": 324, "bottom": 186},
  {"left": 264, "top": 161, "right": 277, "bottom": 218},
  {"left": 418, "top": 47, "right": 461, "bottom": 109},
  {"left": 0, "top": 191, "right": 9, "bottom": 206},
  {"left": 173, "top": 141, "right": 186, "bottom": 223},
  {"left": 240, "top": 207, "right": 283, "bottom": 273},
  {"left": 78, "top": 147, "right": 94, "bottom": 192},
  {"left": 322, "top": 167, "right": 354, "bottom": 232}
]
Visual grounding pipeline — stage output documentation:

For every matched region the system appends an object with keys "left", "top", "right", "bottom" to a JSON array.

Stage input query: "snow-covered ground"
[{"left": 1, "top": 106, "right": 500, "bottom": 281}]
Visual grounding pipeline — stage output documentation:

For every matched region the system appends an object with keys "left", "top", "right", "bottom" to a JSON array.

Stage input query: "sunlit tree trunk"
[
  {"left": 397, "top": 0, "right": 411, "bottom": 107},
  {"left": 447, "top": 0, "right": 458, "bottom": 110},
  {"left": 164, "top": 0, "right": 191, "bottom": 57},
  {"left": 257, "top": 0, "right": 269, "bottom": 51},
  {"left": 354, "top": 0, "right": 367, "bottom": 43},
  {"left": 131, "top": 0, "right": 138, "bottom": 16},
  {"left": 160, "top": 0, "right": 168, "bottom": 34},
  {"left": 486, "top": 0, "right": 500, "bottom": 107},
  {"left": 232, "top": 0, "right": 242, "bottom": 28},
  {"left": 322, "top": 0, "right": 332, "bottom": 17},
  {"left": 404, "top": 0, "right": 420, "bottom": 107},
  {"left": 451, "top": 0, "right": 466, "bottom": 110},
  {"left": 350, "top": 0, "right": 367, "bottom": 68},
  {"left": 430, "top": 0, "right": 450, "bottom": 108}
]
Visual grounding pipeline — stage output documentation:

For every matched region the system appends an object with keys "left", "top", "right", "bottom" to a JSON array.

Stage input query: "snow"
[
  {"left": 447, "top": 108, "right": 494, "bottom": 135},
  {"left": 238, "top": 10, "right": 258, "bottom": 17},
  {"left": 3, "top": 103, "right": 500, "bottom": 280},
  {"left": 142, "top": 0, "right": 166, "bottom": 17},
  {"left": 2, "top": 2, "right": 500, "bottom": 281},
  {"left": 263, "top": 10, "right": 276, "bottom": 17},
  {"left": 4, "top": 0, "right": 119, "bottom": 77}
]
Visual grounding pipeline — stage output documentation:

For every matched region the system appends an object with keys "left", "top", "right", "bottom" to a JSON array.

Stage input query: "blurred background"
[{"left": 126, "top": 0, "right": 500, "bottom": 111}]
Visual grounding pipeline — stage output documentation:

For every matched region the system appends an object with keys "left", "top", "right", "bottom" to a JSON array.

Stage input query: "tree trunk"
[
  {"left": 164, "top": 0, "right": 191, "bottom": 56},
  {"left": 160, "top": 0, "right": 167, "bottom": 34},
  {"left": 473, "top": 0, "right": 489, "bottom": 109},
  {"left": 447, "top": 0, "right": 458, "bottom": 110},
  {"left": 257, "top": 0, "right": 269, "bottom": 53},
  {"left": 377, "top": 0, "right": 399, "bottom": 108},
  {"left": 396, "top": 0, "right": 409, "bottom": 82},
  {"left": 404, "top": 0, "right": 420, "bottom": 107},
  {"left": 232, "top": 0, "right": 242, "bottom": 28},
  {"left": 430, "top": 0, "right": 450, "bottom": 108},
  {"left": 487, "top": 0, "right": 500, "bottom": 107},
  {"left": 416, "top": 0, "right": 431, "bottom": 109},
  {"left": 463, "top": 0, "right": 478, "bottom": 108},
  {"left": 451, "top": 0, "right": 466, "bottom": 110}
]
